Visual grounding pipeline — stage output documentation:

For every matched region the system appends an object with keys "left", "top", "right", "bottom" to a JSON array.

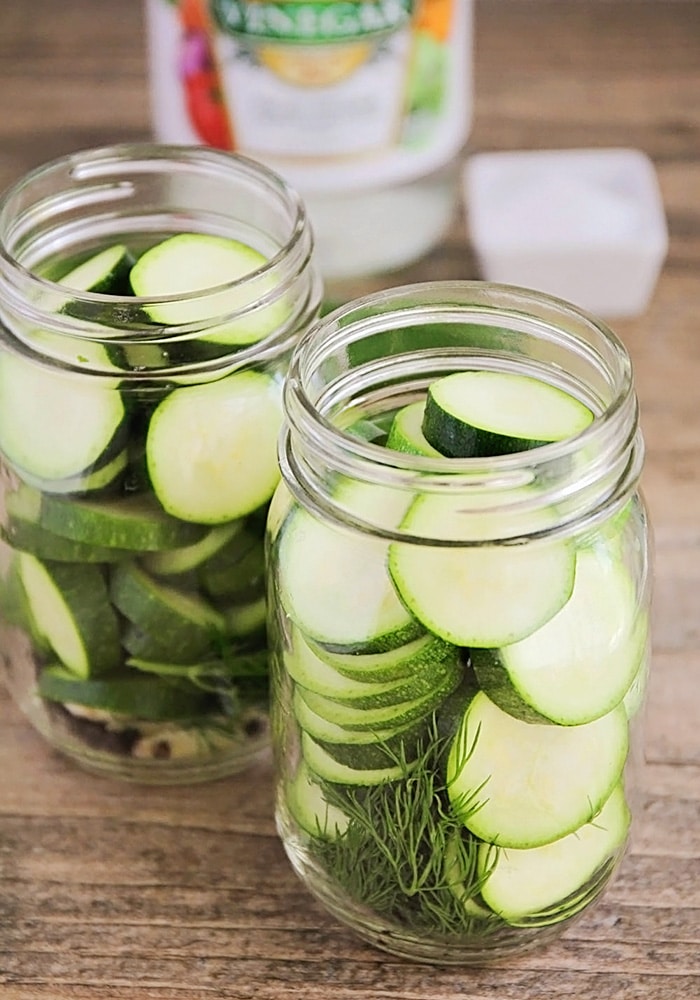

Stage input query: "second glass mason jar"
[
  {"left": 268, "top": 282, "right": 651, "bottom": 963},
  {"left": 0, "top": 143, "right": 321, "bottom": 783}
]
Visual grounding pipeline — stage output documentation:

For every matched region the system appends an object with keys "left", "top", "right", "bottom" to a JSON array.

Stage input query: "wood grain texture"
[{"left": 1, "top": 0, "right": 699, "bottom": 996}]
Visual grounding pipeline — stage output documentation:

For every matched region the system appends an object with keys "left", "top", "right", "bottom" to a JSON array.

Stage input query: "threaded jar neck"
[
  {"left": 0, "top": 144, "right": 321, "bottom": 378},
  {"left": 280, "top": 281, "right": 643, "bottom": 543}
]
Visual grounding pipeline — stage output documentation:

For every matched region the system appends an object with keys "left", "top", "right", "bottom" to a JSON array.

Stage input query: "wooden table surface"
[{"left": 1, "top": 1, "right": 698, "bottom": 997}]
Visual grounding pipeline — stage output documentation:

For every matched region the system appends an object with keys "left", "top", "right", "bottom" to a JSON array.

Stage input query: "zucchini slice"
[
  {"left": 38, "top": 665, "right": 211, "bottom": 721},
  {"left": 4, "top": 485, "right": 132, "bottom": 563},
  {"left": 472, "top": 548, "right": 647, "bottom": 725},
  {"left": 286, "top": 759, "right": 350, "bottom": 839},
  {"left": 296, "top": 661, "right": 460, "bottom": 732},
  {"left": 17, "top": 448, "right": 128, "bottom": 498},
  {"left": 302, "top": 731, "right": 407, "bottom": 786},
  {"left": 389, "top": 494, "right": 575, "bottom": 648},
  {"left": 285, "top": 628, "right": 460, "bottom": 709},
  {"left": 423, "top": 370, "right": 594, "bottom": 457},
  {"left": 308, "top": 632, "right": 458, "bottom": 684},
  {"left": 291, "top": 688, "right": 407, "bottom": 743},
  {"left": 0, "top": 350, "right": 126, "bottom": 484},
  {"left": 385, "top": 401, "right": 442, "bottom": 457},
  {"left": 18, "top": 554, "right": 121, "bottom": 677},
  {"left": 447, "top": 692, "right": 629, "bottom": 849},
  {"left": 477, "top": 784, "right": 630, "bottom": 922},
  {"left": 141, "top": 521, "right": 243, "bottom": 577},
  {"left": 277, "top": 504, "right": 420, "bottom": 654},
  {"left": 57, "top": 244, "right": 133, "bottom": 295},
  {"left": 146, "top": 370, "right": 283, "bottom": 524},
  {"left": 110, "top": 563, "right": 226, "bottom": 662},
  {"left": 129, "top": 233, "right": 289, "bottom": 346},
  {"left": 40, "top": 493, "right": 204, "bottom": 551}
]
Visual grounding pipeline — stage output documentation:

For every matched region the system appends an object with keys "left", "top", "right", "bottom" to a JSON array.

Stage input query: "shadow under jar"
[
  {"left": 0, "top": 143, "right": 321, "bottom": 783},
  {"left": 267, "top": 282, "right": 651, "bottom": 963}
]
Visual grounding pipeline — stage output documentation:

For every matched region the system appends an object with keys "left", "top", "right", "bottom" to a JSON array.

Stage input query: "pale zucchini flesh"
[
  {"left": 447, "top": 692, "right": 629, "bottom": 848},
  {"left": 423, "top": 370, "right": 594, "bottom": 458}
]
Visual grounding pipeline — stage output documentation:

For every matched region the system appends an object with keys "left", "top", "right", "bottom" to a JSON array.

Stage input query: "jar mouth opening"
[
  {"left": 287, "top": 280, "right": 634, "bottom": 472},
  {"left": 0, "top": 144, "right": 321, "bottom": 374},
  {"left": 281, "top": 281, "right": 642, "bottom": 538}
]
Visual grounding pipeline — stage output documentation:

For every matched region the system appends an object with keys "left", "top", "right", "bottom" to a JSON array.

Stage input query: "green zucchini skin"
[
  {"left": 422, "top": 370, "right": 594, "bottom": 458},
  {"left": 4, "top": 485, "right": 132, "bottom": 563},
  {"left": 18, "top": 554, "right": 121, "bottom": 678},
  {"left": 385, "top": 401, "right": 441, "bottom": 457},
  {"left": 110, "top": 562, "right": 225, "bottom": 663},
  {"left": 57, "top": 244, "right": 134, "bottom": 296},
  {"left": 38, "top": 665, "right": 213, "bottom": 722},
  {"left": 40, "top": 494, "right": 205, "bottom": 551}
]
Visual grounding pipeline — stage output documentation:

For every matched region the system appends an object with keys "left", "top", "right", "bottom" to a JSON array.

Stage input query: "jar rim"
[
  {"left": 0, "top": 143, "right": 321, "bottom": 375},
  {"left": 280, "top": 280, "right": 642, "bottom": 540},
  {"left": 0, "top": 143, "right": 311, "bottom": 298}
]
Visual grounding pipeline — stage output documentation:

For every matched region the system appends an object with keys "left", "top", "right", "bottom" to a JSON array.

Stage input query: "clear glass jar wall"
[
  {"left": 267, "top": 282, "right": 651, "bottom": 963},
  {"left": 0, "top": 143, "right": 321, "bottom": 783}
]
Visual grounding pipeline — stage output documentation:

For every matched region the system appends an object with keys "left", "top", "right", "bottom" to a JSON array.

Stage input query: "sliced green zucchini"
[
  {"left": 0, "top": 349, "right": 126, "bottom": 484},
  {"left": 57, "top": 244, "right": 133, "bottom": 295},
  {"left": 296, "top": 661, "right": 460, "bottom": 731},
  {"left": 292, "top": 686, "right": 424, "bottom": 748},
  {"left": 222, "top": 594, "right": 267, "bottom": 638},
  {"left": 129, "top": 233, "right": 289, "bottom": 346},
  {"left": 4, "top": 485, "right": 132, "bottom": 563},
  {"left": 447, "top": 691, "right": 629, "bottom": 849},
  {"left": 311, "top": 727, "right": 424, "bottom": 770},
  {"left": 308, "top": 632, "right": 457, "bottom": 684},
  {"left": 146, "top": 370, "right": 282, "bottom": 524},
  {"left": 127, "top": 648, "right": 269, "bottom": 680},
  {"left": 141, "top": 521, "right": 243, "bottom": 576},
  {"left": 389, "top": 494, "right": 575, "bottom": 648},
  {"left": 0, "top": 552, "right": 50, "bottom": 647},
  {"left": 110, "top": 563, "right": 225, "bottom": 662},
  {"left": 385, "top": 401, "right": 441, "bottom": 457},
  {"left": 285, "top": 628, "right": 459, "bottom": 709},
  {"left": 18, "top": 554, "right": 121, "bottom": 677},
  {"left": 472, "top": 549, "right": 646, "bottom": 726},
  {"left": 197, "top": 529, "right": 265, "bottom": 599},
  {"left": 422, "top": 370, "right": 593, "bottom": 458},
  {"left": 38, "top": 665, "right": 212, "bottom": 721},
  {"left": 40, "top": 493, "right": 205, "bottom": 551},
  {"left": 277, "top": 505, "right": 421, "bottom": 654},
  {"left": 477, "top": 784, "right": 630, "bottom": 923},
  {"left": 17, "top": 447, "right": 128, "bottom": 497},
  {"left": 302, "top": 731, "right": 407, "bottom": 786},
  {"left": 286, "top": 759, "right": 350, "bottom": 839},
  {"left": 121, "top": 622, "right": 200, "bottom": 666}
]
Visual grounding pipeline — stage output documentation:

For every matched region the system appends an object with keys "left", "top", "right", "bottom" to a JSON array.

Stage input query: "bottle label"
[{"left": 147, "top": 0, "right": 473, "bottom": 191}]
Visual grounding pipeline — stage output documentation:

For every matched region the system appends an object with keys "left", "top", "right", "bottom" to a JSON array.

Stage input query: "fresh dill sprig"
[{"left": 310, "top": 715, "right": 504, "bottom": 938}]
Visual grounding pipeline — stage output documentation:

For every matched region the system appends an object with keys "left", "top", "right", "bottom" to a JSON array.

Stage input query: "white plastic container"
[
  {"left": 464, "top": 148, "right": 669, "bottom": 318},
  {"left": 145, "top": 0, "right": 474, "bottom": 286}
]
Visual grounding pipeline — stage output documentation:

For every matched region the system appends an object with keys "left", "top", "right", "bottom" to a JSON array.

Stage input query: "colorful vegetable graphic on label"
[{"left": 178, "top": 0, "right": 234, "bottom": 148}]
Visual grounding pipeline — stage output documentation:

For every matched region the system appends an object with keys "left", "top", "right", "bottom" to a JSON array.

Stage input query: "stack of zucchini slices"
[
  {"left": 0, "top": 234, "right": 288, "bottom": 761},
  {"left": 276, "top": 368, "right": 648, "bottom": 930}
]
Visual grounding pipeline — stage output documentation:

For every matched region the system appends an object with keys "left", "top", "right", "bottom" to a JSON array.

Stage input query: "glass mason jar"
[
  {"left": 268, "top": 282, "right": 651, "bottom": 963},
  {"left": 0, "top": 143, "right": 321, "bottom": 783}
]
